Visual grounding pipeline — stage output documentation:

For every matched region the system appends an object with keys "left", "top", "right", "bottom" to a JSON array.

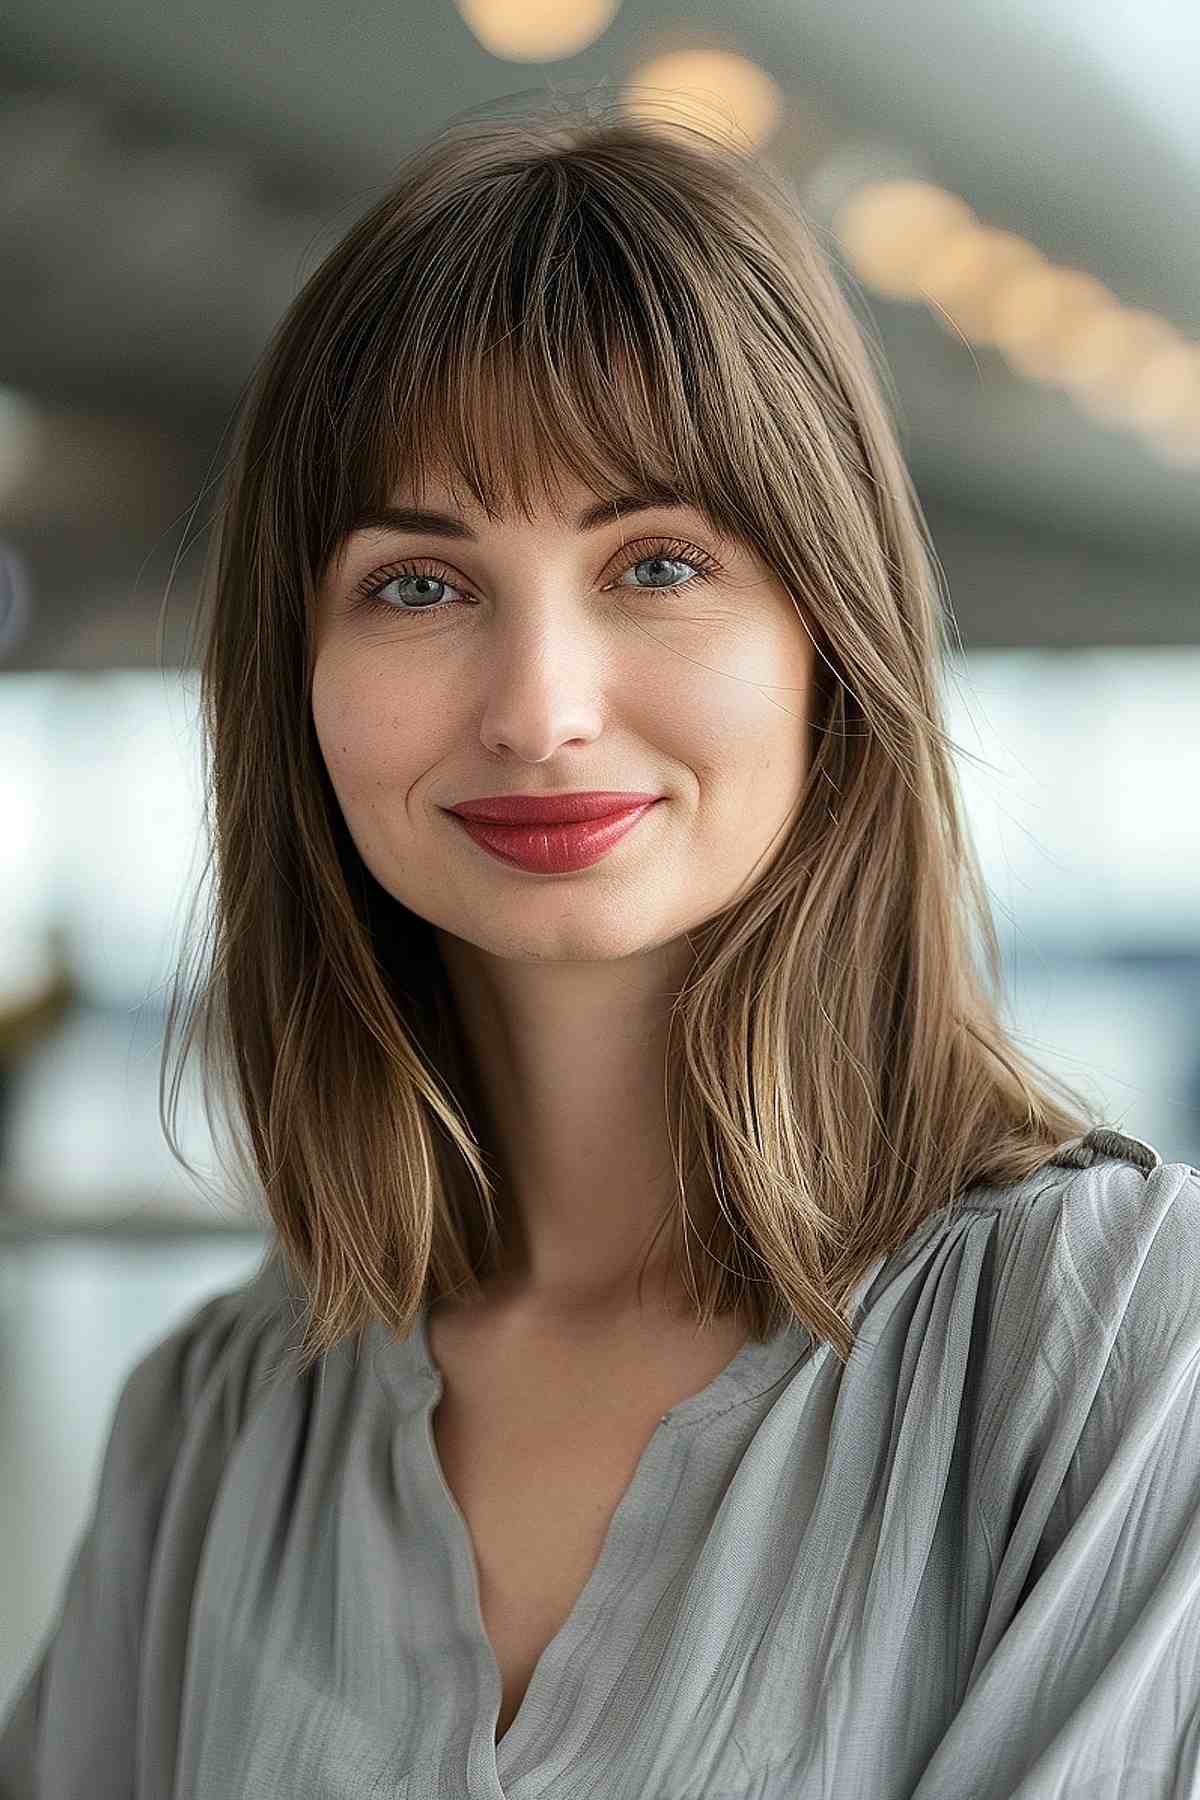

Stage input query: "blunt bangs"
[{"left": 319, "top": 145, "right": 771, "bottom": 571}]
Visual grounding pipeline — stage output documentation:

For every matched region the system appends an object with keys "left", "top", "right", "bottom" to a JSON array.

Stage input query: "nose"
[{"left": 476, "top": 607, "right": 610, "bottom": 765}]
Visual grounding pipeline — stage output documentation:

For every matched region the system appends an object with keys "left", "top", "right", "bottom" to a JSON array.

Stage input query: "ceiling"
[{"left": 0, "top": 0, "right": 1196, "bottom": 667}]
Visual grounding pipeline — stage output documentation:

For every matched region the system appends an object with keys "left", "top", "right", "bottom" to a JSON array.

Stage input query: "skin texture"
[{"left": 312, "top": 467, "right": 816, "bottom": 1334}]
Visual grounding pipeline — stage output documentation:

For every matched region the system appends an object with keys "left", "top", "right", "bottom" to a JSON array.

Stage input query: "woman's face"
[{"left": 311, "top": 470, "right": 816, "bottom": 965}]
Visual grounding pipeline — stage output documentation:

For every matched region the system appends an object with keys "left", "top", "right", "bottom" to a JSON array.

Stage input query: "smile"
[{"left": 448, "top": 800, "right": 662, "bottom": 874}]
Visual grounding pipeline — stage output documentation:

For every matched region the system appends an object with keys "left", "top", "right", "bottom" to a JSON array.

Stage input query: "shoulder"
[
  {"left": 906, "top": 1137, "right": 1200, "bottom": 1792},
  {"left": 975, "top": 1129, "right": 1200, "bottom": 1352},
  {"left": 955, "top": 1130, "right": 1200, "bottom": 1536},
  {"left": 0, "top": 1248, "right": 305, "bottom": 1788},
  {"left": 91, "top": 1246, "right": 303, "bottom": 1537},
  {"left": 111, "top": 1247, "right": 298, "bottom": 1432},
  {"left": 888, "top": 1128, "right": 1199, "bottom": 1376}
]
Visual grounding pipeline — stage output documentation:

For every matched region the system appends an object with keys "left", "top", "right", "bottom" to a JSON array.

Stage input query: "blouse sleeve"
[
  {"left": 913, "top": 1158, "right": 1200, "bottom": 1800},
  {"left": 0, "top": 1258, "right": 284, "bottom": 1800}
]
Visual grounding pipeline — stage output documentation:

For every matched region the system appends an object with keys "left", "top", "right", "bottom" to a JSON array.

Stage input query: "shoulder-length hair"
[{"left": 161, "top": 94, "right": 1103, "bottom": 1372}]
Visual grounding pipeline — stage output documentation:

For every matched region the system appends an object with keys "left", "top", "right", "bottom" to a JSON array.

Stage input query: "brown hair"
[{"left": 161, "top": 92, "right": 1102, "bottom": 1372}]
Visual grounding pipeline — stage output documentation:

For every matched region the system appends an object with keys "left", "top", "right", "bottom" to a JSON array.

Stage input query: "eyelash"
[{"left": 349, "top": 537, "right": 723, "bottom": 621}]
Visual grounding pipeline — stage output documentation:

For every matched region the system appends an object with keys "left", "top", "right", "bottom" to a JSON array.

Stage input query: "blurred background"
[{"left": 2, "top": 0, "right": 1199, "bottom": 1710}]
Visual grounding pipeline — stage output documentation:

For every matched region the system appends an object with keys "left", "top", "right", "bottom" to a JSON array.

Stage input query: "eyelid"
[{"left": 348, "top": 532, "right": 721, "bottom": 604}]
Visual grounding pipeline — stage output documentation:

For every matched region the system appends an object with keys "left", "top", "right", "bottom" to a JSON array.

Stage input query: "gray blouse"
[{"left": 3, "top": 1127, "right": 1199, "bottom": 1799}]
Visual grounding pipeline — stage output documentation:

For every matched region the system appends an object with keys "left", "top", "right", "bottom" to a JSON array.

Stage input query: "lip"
[
  {"left": 445, "top": 790, "right": 660, "bottom": 824},
  {"left": 449, "top": 800, "right": 661, "bottom": 874}
]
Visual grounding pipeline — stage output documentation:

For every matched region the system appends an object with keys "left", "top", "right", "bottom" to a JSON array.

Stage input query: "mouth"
[
  {"left": 445, "top": 791, "right": 661, "bottom": 825},
  {"left": 447, "top": 799, "right": 662, "bottom": 874}
]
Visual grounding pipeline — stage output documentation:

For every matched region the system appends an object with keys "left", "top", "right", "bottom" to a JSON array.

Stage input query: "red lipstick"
[
  {"left": 446, "top": 798, "right": 662, "bottom": 874},
  {"left": 446, "top": 790, "right": 660, "bottom": 824}
]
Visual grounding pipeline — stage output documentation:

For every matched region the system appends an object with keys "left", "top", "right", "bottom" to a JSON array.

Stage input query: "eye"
[{"left": 348, "top": 537, "right": 724, "bottom": 622}]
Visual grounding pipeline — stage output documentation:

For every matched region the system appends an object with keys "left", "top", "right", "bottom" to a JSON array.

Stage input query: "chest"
[{"left": 426, "top": 1309, "right": 750, "bottom": 1745}]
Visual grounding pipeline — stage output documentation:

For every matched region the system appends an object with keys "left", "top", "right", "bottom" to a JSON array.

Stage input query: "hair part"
[{"left": 160, "top": 93, "right": 1104, "bottom": 1377}]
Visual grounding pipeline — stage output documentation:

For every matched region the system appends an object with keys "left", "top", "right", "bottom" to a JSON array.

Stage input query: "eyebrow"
[{"left": 347, "top": 491, "right": 698, "bottom": 543}]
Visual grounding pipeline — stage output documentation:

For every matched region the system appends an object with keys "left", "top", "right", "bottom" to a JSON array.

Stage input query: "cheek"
[
  {"left": 697, "top": 631, "right": 814, "bottom": 822},
  {"left": 311, "top": 661, "right": 429, "bottom": 793},
  {"left": 674, "top": 626, "right": 813, "bottom": 763}
]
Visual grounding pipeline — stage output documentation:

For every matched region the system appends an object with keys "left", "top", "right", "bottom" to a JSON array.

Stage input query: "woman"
[{"left": 3, "top": 96, "right": 1197, "bottom": 1799}]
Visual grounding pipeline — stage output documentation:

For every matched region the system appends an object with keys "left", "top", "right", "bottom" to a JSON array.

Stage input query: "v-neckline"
[
  {"left": 358, "top": 1204, "right": 972, "bottom": 1793},
  {"left": 408, "top": 1295, "right": 812, "bottom": 1774}
]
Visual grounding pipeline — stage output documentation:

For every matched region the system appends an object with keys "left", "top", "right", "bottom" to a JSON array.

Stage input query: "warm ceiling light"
[
  {"left": 1067, "top": 308, "right": 1182, "bottom": 415},
  {"left": 831, "top": 164, "right": 1200, "bottom": 457},
  {"left": 921, "top": 228, "right": 1046, "bottom": 343},
  {"left": 454, "top": 0, "right": 620, "bottom": 61},
  {"left": 622, "top": 47, "right": 784, "bottom": 149},
  {"left": 994, "top": 268, "right": 1114, "bottom": 380},
  {"left": 833, "top": 180, "right": 975, "bottom": 301},
  {"left": 1123, "top": 344, "right": 1200, "bottom": 432}
]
